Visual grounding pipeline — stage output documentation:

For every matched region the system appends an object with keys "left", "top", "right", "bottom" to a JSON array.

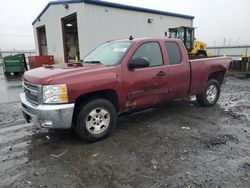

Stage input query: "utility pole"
[
  {"left": 223, "top": 38, "right": 226, "bottom": 46},
  {"left": 0, "top": 48, "right": 1, "bottom": 55},
  {"left": 0, "top": 48, "right": 2, "bottom": 62}
]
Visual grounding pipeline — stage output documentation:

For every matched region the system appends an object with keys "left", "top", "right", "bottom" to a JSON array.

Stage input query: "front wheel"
[
  {"left": 75, "top": 99, "right": 117, "bottom": 142},
  {"left": 196, "top": 79, "right": 220, "bottom": 107}
]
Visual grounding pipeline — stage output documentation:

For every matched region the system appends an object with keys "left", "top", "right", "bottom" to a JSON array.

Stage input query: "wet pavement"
[
  {"left": 0, "top": 67, "right": 23, "bottom": 104},
  {"left": 0, "top": 68, "right": 250, "bottom": 187}
]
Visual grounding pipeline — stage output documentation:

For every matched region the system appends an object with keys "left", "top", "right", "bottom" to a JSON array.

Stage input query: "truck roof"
[{"left": 111, "top": 37, "right": 182, "bottom": 43}]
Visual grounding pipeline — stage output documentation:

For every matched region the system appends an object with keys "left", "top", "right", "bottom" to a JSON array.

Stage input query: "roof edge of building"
[{"left": 32, "top": 0, "right": 195, "bottom": 25}]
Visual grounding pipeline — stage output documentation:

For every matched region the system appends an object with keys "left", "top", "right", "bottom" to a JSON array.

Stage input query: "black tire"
[
  {"left": 196, "top": 79, "right": 220, "bottom": 107},
  {"left": 4, "top": 72, "right": 10, "bottom": 77},
  {"left": 4, "top": 72, "right": 11, "bottom": 80},
  {"left": 197, "top": 51, "right": 207, "bottom": 57},
  {"left": 198, "top": 53, "right": 205, "bottom": 57},
  {"left": 75, "top": 98, "right": 117, "bottom": 142}
]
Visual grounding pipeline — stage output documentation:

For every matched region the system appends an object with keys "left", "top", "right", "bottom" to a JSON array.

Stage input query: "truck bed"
[{"left": 189, "top": 56, "right": 231, "bottom": 95}]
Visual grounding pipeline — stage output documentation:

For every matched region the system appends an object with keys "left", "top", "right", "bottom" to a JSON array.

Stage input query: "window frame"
[
  {"left": 165, "top": 41, "right": 183, "bottom": 65},
  {"left": 130, "top": 41, "right": 164, "bottom": 68}
]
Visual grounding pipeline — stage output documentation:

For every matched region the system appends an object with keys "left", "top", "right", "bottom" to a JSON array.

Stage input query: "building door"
[
  {"left": 61, "top": 13, "right": 80, "bottom": 62},
  {"left": 37, "top": 26, "right": 48, "bottom": 55}
]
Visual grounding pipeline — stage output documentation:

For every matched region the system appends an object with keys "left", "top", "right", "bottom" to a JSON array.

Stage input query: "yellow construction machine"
[{"left": 169, "top": 26, "right": 210, "bottom": 57}]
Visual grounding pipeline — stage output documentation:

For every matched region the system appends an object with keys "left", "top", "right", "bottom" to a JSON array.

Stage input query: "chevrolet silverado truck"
[{"left": 20, "top": 38, "right": 231, "bottom": 142}]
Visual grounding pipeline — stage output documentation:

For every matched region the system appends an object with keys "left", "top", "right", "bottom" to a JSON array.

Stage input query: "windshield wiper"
[{"left": 83, "top": 61, "right": 101, "bottom": 64}]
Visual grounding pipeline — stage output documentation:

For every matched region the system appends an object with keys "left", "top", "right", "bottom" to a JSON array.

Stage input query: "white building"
[{"left": 32, "top": 0, "right": 194, "bottom": 63}]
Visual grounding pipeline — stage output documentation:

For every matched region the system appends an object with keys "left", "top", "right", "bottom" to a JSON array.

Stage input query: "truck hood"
[{"left": 23, "top": 63, "right": 106, "bottom": 84}]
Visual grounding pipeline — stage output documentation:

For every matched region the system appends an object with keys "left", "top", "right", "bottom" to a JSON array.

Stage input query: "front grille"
[
  {"left": 26, "top": 91, "right": 38, "bottom": 102},
  {"left": 23, "top": 81, "right": 41, "bottom": 104}
]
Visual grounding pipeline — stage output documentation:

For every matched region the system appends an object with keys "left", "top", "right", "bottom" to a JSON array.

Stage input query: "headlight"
[{"left": 43, "top": 84, "right": 69, "bottom": 104}]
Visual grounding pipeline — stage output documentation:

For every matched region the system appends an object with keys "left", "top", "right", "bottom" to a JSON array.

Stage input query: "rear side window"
[
  {"left": 165, "top": 42, "right": 182, "bottom": 65},
  {"left": 132, "top": 42, "right": 163, "bottom": 67}
]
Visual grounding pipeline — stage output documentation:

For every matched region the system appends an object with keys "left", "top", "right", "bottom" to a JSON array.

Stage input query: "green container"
[{"left": 3, "top": 54, "right": 27, "bottom": 74}]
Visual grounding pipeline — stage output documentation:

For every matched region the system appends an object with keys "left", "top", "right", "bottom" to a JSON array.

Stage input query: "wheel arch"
[
  {"left": 207, "top": 71, "right": 225, "bottom": 85},
  {"left": 72, "top": 89, "right": 119, "bottom": 126},
  {"left": 75, "top": 89, "right": 119, "bottom": 110}
]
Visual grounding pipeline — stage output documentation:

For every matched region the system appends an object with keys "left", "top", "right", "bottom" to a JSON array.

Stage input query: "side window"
[
  {"left": 132, "top": 42, "right": 163, "bottom": 67},
  {"left": 165, "top": 42, "right": 182, "bottom": 65}
]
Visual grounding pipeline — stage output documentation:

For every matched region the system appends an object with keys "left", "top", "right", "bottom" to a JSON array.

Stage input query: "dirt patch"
[
  {"left": 219, "top": 76, "right": 250, "bottom": 121},
  {"left": 192, "top": 133, "right": 239, "bottom": 148}
]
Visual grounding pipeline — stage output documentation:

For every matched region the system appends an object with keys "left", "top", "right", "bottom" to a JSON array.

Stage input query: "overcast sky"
[{"left": 0, "top": 0, "right": 250, "bottom": 50}]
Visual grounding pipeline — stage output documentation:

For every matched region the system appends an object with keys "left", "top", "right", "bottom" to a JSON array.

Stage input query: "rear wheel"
[
  {"left": 75, "top": 98, "right": 117, "bottom": 142},
  {"left": 196, "top": 79, "right": 220, "bottom": 107}
]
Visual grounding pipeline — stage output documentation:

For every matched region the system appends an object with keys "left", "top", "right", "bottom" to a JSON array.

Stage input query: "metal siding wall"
[
  {"left": 33, "top": 3, "right": 192, "bottom": 62},
  {"left": 81, "top": 4, "right": 192, "bottom": 57},
  {"left": 33, "top": 28, "right": 39, "bottom": 56}
]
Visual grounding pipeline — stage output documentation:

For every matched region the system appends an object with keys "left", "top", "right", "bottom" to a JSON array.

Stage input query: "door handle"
[{"left": 156, "top": 71, "right": 167, "bottom": 77}]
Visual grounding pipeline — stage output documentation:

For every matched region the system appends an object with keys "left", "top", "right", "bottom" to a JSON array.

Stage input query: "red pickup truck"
[{"left": 20, "top": 38, "right": 231, "bottom": 142}]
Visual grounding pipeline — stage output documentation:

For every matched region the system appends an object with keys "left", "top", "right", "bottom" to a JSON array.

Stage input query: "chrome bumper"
[{"left": 20, "top": 92, "right": 75, "bottom": 129}]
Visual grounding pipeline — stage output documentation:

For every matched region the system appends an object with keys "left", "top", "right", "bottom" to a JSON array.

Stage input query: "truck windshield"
[{"left": 83, "top": 41, "right": 132, "bottom": 66}]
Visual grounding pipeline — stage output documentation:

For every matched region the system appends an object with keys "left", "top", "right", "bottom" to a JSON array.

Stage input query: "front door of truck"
[{"left": 125, "top": 42, "right": 169, "bottom": 109}]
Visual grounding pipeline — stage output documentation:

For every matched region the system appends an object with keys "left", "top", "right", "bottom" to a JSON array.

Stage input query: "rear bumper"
[{"left": 20, "top": 92, "right": 74, "bottom": 129}]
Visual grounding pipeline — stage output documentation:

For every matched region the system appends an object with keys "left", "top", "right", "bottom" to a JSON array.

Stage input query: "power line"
[{"left": 0, "top": 34, "right": 33, "bottom": 37}]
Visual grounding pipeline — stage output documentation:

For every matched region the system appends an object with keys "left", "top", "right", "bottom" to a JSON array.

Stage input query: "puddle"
[
  {"left": 7, "top": 84, "right": 22, "bottom": 89},
  {"left": 219, "top": 77, "right": 250, "bottom": 121}
]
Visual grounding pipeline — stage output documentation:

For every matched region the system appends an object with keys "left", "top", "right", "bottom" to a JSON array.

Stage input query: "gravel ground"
[{"left": 0, "top": 73, "right": 250, "bottom": 188}]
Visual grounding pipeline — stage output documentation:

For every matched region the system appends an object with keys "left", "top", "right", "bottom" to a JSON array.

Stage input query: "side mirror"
[{"left": 128, "top": 57, "right": 150, "bottom": 69}]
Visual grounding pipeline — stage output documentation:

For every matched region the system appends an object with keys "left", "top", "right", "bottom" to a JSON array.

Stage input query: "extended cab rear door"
[
  {"left": 123, "top": 41, "right": 169, "bottom": 109},
  {"left": 163, "top": 40, "right": 191, "bottom": 99}
]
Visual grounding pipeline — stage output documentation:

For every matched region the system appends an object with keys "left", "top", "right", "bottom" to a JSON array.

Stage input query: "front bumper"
[{"left": 20, "top": 92, "right": 75, "bottom": 129}]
